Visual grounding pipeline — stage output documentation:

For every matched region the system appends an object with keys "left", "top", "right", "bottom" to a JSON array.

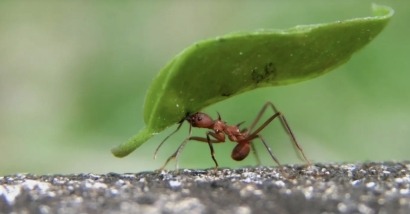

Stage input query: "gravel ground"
[{"left": 1, "top": 162, "right": 410, "bottom": 214}]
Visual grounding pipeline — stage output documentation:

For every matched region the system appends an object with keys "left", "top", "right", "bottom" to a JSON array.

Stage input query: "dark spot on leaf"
[
  {"left": 219, "top": 86, "right": 233, "bottom": 97},
  {"left": 265, "top": 62, "right": 276, "bottom": 77},
  {"left": 251, "top": 62, "right": 277, "bottom": 84},
  {"left": 251, "top": 66, "right": 262, "bottom": 83},
  {"left": 221, "top": 89, "right": 233, "bottom": 97}
]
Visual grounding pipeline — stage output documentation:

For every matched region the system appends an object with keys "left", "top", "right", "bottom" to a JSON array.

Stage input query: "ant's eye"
[{"left": 197, "top": 116, "right": 202, "bottom": 121}]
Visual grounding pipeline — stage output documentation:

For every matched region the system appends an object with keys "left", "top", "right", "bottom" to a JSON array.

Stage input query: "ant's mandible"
[{"left": 154, "top": 101, "right": 311, "bottom": 170}]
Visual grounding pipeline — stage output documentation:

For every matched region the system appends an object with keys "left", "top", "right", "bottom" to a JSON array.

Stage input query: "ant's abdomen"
[{"left": 231, "top": 143, "right": 250, "bottom": 161}]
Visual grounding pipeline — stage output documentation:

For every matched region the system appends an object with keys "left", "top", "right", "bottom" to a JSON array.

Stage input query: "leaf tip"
[{"left": 371, "top": 4, "right": 395, "bottom": 18}]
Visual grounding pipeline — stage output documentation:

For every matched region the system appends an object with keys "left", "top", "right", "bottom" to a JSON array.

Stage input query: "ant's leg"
[
  {"left": 158, "top": 125, "right": 192, "bottom": 171},
  {"left": 206, "top": 132, "right": 220, "bottom": 170},
  {"left": 246, "top": 102, "right": 275, "bottom": 164},
  {"left": 265, "top": 102, "right": 310, "bottom": 164},
  {"left": 158, "top": 133, "right": 223, "bottom": 171},
  {"left": 248, "top": 102, "right": 272, "bottom": 133},
  {"left": 256, "top": 135, "right": 281, "bottom": 166},
  {"left": 250, "top": 143, "right": 261, "bottom": 166},
  {"left": 240, "top": 127, "right": 261, "bottom": 165},
  {"left": 158, "top": 143, "right": 187, "bottom": 172},
  {"left": 189, "top": 136, "right": 222, "bottom": 144},
  {"left": 154, "top": 120, "right": 185, "bottom": 159},
  {"left": 247, "top": 102, "right": 310, "bottom": 164},
  {"left": 189, "top": 133, "right": 223, "bottom": 170},
  {"left": 185, "top": 134, "right": 223, "bottom": 170}
]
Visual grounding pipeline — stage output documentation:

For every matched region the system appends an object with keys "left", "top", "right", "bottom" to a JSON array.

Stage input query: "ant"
[{"left": 154, "top": 101, "right": 310, "bottom": 170}]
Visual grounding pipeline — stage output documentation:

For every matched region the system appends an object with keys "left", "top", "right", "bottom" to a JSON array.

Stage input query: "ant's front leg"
[
  {"left": 191, "top": 132, "right": 225, "bottom": 171},
  {"left": 158, "top": 134, "right": 223, "bottom": 171},
  {"left": 158, "top": 124, "right": 193, "bottom": 171},
  {"left": 158, "top": 136, "right": 190, "bottom": 171},
  {"left": 154, "top": 120, "right": 185, "bottom": 160}
]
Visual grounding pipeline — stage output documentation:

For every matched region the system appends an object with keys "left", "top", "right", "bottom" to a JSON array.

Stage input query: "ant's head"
[{"left": 186, "top": 112, "right": 214, "bottom": 128}]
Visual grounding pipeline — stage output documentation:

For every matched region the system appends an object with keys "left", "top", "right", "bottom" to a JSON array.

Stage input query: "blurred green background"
[{"left": 0, "top": 1, "right": 409, "bottom": 175}]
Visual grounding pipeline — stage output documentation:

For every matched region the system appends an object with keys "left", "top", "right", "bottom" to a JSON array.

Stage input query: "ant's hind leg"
[
  {"left": 239, "top": 127, "right": 261, "bottom": 165},
  {"left": 250, "top": 143, "right": 262, "bottom": 166},
  {"left": 265, "top": 102, "right": 310, "bottom": 164},
  {"left": 257, "top": 135, "right": 281, "bottom": 166},
  {"left": 248, "top": 102, "right": 275, "bottom": 133},
  {"left": 248, "top": 102, "right": 310, "bottom": 164}
]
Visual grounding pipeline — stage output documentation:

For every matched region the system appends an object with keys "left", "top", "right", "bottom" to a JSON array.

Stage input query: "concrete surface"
[{"left": 1, "top": 162, "right": 410, "bottom": 214}]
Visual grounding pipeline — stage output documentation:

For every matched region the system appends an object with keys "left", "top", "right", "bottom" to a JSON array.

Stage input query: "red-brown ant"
[{"left": 154, "top": 101, "right": 310, "bottom": 170}]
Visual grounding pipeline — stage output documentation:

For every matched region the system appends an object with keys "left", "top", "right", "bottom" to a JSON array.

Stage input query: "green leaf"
[{"left": 112, "top": 4, "right": 394, "bottom": 158}]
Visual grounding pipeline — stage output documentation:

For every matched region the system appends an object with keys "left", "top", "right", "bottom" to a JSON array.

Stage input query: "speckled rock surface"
[{"left": 1, "top": 162, "right": 410, "bottom": 214}]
